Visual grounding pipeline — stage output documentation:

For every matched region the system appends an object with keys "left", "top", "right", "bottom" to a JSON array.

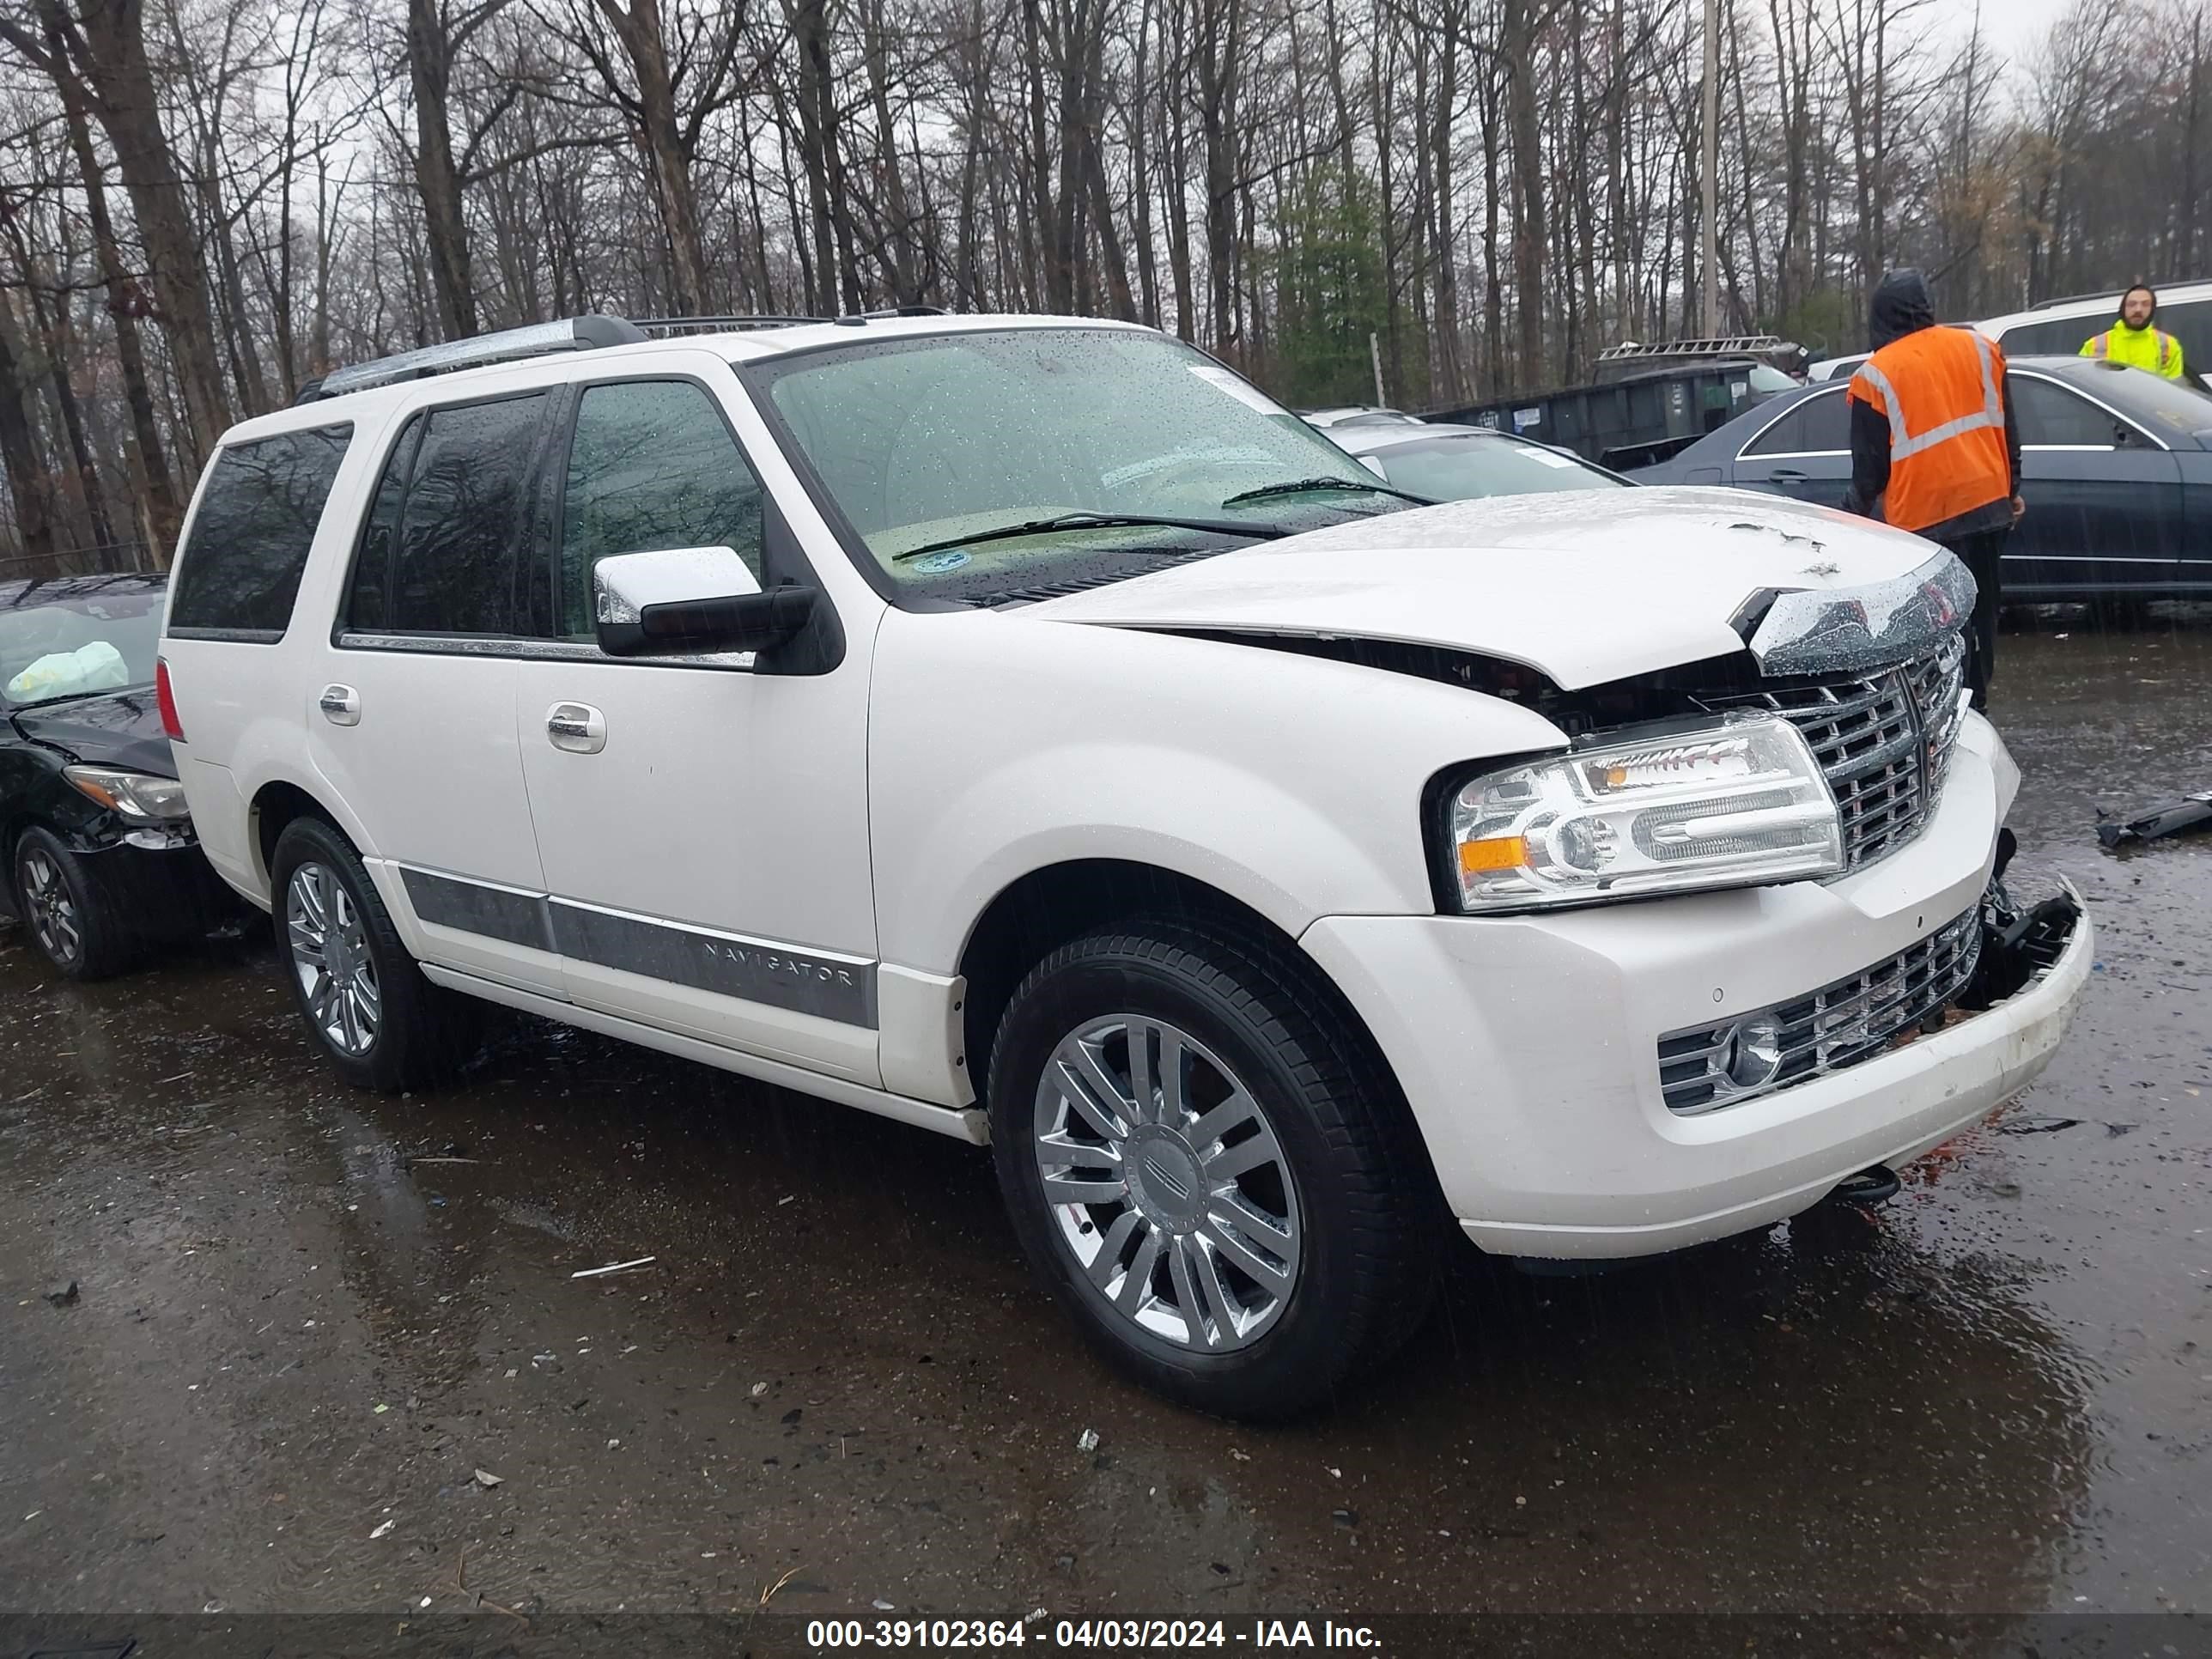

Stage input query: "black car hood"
[{"left": 7, "top": 688, "right": 175, "bottom": 776}]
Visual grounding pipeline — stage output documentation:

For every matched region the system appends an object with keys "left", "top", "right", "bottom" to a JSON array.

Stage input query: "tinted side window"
[
  {"left": 346, "top": 417, "right": 422, "bottom": 633},
  {"left": 2154, "top": 297, "right": 2212, "bottom": 371},
  {"left": 386, "top": 394, "right": 552, "bottom": 636},
  {"left": 1996, "top": 316, "right": 2097, "bottom": 357},
  {"left": 558, "top": 380, "right": 766, "bottom": 637},
  {"left": 169, "top": 424, "right": 352, "bottom": 638},
  {"left": 1741, "top": 402, "right": 1805, "bottom": 457},
  {"left": 2012, "top": 378, "right": 2119, "bottom": 447},
  {"left": 1797, "top": 389, "right": 1850, "bottom": 452}
]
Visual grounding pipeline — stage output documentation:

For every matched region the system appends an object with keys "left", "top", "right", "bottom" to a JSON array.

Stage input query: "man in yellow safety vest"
[{"left": 2081, "top": 283, "right": 2185, "bottom": 379}]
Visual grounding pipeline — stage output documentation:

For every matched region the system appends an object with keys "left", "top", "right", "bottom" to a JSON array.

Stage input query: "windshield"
[
  {"left": 0, "top": 589, "right": 165, "bottom": 708},
  {"left": 749, "top": 328, "right": 1410, "bottom": 596},
  {"left": 1356, "top": 434, "right": 1626, "bottom": 501},
  {"left": 2103, "top": 365, "right": 2212, "bottom": 435}
]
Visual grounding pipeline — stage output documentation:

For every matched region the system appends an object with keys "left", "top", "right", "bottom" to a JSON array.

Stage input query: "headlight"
[
  {"left": 1443, "top": 714, "right": 1842, "bottom": 912},
  {"left": 63, "top": 764, "right": 192, "bottom": 823}
]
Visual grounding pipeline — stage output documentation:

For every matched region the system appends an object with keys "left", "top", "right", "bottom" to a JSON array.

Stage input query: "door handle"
[
  {"left": 546, "top": 702, "right": 607, "bottom": 754},
  {"left": 319, "top": 684, "right": 361, "bottom": 726},
  {"left": 1766, "top": 467, "right": 1808, "bottom": 483}
]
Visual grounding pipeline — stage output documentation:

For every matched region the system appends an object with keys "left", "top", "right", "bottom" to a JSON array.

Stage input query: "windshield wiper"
[
  {"left": 890, "top": 511, "right": 1291, "bottom": 562},
  {"left": 1220, "top": 476, "right": 1432, "bottom": 507},
  {"left": 9, "top": 684, "right": 149, "bottom": 711}
]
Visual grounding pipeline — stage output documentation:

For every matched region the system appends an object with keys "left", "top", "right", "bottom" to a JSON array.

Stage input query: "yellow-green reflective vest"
[{"left": 2081, "top": 323, "right": 2185, "bottom": 380}]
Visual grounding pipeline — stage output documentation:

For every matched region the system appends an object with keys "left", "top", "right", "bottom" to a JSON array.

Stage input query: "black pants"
[{"left": 1938, "top": 526, "right": 2008, "bottom": 709}]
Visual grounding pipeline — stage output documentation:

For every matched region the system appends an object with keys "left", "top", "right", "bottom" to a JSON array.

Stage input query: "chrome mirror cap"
[{"left": 593, "top": 545, "right": 763, "bottom": 627}]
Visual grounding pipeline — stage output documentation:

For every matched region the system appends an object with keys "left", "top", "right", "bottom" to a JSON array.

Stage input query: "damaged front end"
[
  {"left": 1657, "top": 835, "right": 2083, "bottom": 1119},
  {"left": 1960, "top": 835, "right": 2085, "bottom": 1012}
]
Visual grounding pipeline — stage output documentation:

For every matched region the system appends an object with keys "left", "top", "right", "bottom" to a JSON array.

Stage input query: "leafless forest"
[{"left": 0, "top": 0, "right": 2203, "bottom": 568}]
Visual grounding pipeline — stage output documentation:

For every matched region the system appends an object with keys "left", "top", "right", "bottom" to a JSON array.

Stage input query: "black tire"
[
  {"left": 268, "top": 817, "right": 478, "bottom": 1091},
  {"left": 10, "top": 826, "right": 138, "bottom": 981},
  {"left": 988, "top": 919, "right": 1440, "bottom": 1419}
]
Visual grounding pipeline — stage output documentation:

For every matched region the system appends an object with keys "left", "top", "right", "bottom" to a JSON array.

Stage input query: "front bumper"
[
  {"left": 1302, "top": 715, "right": 2094, "bottom": 1259},
  {"left": 76, "top": 834, "right": 240, "bottom": 943}
]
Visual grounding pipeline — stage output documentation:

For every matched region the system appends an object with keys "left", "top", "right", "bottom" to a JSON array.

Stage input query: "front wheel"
[
  {"left": 270, "top": 817, "right": 478, "bottom": 1091},
  {"left": 988, "top": 921, "right": 1438, "bottom": 1419},
  {"left": 12, "top": 828, "right": 137, "bottom": 981}
]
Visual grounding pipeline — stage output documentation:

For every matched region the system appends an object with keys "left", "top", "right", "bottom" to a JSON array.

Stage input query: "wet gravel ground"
[{"left": 0, "top": 616, "right": 2207, "bottom": 1625}]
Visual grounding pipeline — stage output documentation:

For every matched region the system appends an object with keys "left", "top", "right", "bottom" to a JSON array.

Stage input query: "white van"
[{"left": 157, "top": 313, "right": 2091, "bottom": 1416}]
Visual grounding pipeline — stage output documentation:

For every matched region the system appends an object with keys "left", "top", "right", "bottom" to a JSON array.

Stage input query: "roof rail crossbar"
[{"left": 310, "top": 314, "right": 647, "bottom": 399}]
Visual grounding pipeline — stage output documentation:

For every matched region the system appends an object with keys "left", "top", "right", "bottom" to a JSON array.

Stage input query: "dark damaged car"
[{"left": 0, "top": 574, "right": 233, "bottom": 979}]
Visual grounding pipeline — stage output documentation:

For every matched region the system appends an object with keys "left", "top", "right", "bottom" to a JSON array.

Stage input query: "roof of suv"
[
  {"left": 220, "top": 313, "right": 1157, "bottom": 451},
  {"left": 1978, "top": 279, "right": 2212, "bottom": 337}
]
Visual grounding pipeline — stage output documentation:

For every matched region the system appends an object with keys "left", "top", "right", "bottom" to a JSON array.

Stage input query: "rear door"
[
  {"left": 1727, "top": 386, "right": 1852, "bottom": 507},
  {"left": 2004, "top": 372, "right": 2181, "bottom": 599},
  {"left": 307, "top": 390, "right": 564, "bottom": 996}
]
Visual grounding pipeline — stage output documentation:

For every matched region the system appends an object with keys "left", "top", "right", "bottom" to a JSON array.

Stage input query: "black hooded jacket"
[{"left": 1847, "top": 270, "right": 2022, "bottom": 541}]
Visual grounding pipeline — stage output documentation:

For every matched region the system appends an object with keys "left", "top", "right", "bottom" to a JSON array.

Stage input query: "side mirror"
[{"left": 593, "top": 546, "right": 817, "bottom": 659}]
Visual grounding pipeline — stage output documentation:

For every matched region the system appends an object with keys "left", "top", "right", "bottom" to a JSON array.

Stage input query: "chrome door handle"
[
  {"left": 319, "top": 684, "right": 361, "bottom": 726},
  {"left": 546, "top": 702, "right": 607, "bottom": 754}
]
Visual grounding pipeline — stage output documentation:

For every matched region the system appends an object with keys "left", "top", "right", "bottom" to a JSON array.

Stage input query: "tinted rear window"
[{"left": 169, "top": 425, "right": 352, "bottom": 639}]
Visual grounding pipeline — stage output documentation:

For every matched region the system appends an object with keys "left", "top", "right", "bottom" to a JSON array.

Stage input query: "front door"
[
  {"left": 307, "top": 390, "right": 563, "bottom": 997},
  {"left": 511, "top": 371, "right": 880, "bottom": 1083},
  {"left": 2004, "top": 373, "right": 2182, "bottom": 599}
]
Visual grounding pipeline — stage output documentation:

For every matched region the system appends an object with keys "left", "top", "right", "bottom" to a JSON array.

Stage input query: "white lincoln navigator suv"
[{"left": 158, "top": 312, "right": 2091, "bottom": 1417}]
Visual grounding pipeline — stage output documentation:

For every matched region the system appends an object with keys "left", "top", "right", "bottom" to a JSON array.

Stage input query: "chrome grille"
[
  {"left": 1695, "top": 629, "right": 1968, "bottom": 870},
  {"left": 1656, "top": 906, "right": 1983, "bottom": 1114}
]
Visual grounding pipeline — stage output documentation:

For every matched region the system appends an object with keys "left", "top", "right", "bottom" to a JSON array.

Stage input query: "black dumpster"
[{"left": 1426, "top": 359, "right": 1783, "bottom": 471}]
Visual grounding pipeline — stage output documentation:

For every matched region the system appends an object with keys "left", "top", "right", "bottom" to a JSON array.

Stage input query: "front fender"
[{"left": 868, "top": 608, "right": 1567, "bottom": 974}]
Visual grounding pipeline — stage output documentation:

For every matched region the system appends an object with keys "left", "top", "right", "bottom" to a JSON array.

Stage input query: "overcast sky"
[{"left": 1938, "top": 0, "right": 2075, "bottom": 64}]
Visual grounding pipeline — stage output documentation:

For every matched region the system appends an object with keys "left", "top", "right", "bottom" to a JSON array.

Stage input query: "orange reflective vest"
[{"left": 1847, "top": 328, "right": 2012, "bottom": 534}]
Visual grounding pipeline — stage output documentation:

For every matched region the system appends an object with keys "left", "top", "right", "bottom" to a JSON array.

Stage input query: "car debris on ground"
[
  {"left": 571, "top": 1256, "right": 656, "bottom": 1279},
  {"left": 2096, "top": 791, "right": 2212, "bottom": 848}
]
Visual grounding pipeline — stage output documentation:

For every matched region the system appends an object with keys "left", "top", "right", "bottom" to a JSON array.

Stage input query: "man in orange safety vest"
[{"left": 1846, "top": 270, "right": 2023, "bottom": 708}]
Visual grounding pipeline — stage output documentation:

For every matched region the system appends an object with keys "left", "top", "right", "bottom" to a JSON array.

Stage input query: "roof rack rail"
[
  {"left": 298, "top": 305, "right": 963, "bottom": 403},
  {"left": 634, "top": 306, "right": 949, "bottom": 337},
  {"left": 633, "top": 314, "right": 834, "bottom": 334},
  {"left": 2027, "top": 289, "right": 2124, "bottom": 311},
  {"left": 304, "top": 314, "right": 646, "bottom": 400}
]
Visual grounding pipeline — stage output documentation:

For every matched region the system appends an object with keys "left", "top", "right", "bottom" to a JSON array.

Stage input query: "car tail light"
[{"left": 155, "top": 657, "right": 185, "bottom": 741}]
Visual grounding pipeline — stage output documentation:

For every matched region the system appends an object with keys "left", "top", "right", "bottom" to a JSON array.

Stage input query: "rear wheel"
[
  {"left": 270, "top": 817, "right": 478, "bottom": 1091},
  {"left": 988, "top": 920, "right": 1438, "bottom": 1419},
  {"left": 11, "top": 828, "right": 137, "bottom": 981}
]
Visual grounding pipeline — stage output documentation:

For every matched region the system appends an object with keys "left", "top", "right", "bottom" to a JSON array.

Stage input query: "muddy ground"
[{"left": 1, "top": 617, "right": 2206, "bottom": 1628}]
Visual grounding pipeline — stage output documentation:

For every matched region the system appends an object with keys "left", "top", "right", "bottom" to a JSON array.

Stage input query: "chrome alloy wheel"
[
  {"left": 19, "top": 848, "right": 82, "bottom": 967},
  {"left": 1033, "top": 1016, "right": 1303, "bottom": 1352},
  {"left": 287, "top": 862, "right": 380, "bottom": 1058}
]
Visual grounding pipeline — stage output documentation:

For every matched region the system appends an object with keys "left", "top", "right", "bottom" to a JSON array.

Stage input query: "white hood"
[{"left": 1029, "top": 488, "right": 1947, "bottom": 690}]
